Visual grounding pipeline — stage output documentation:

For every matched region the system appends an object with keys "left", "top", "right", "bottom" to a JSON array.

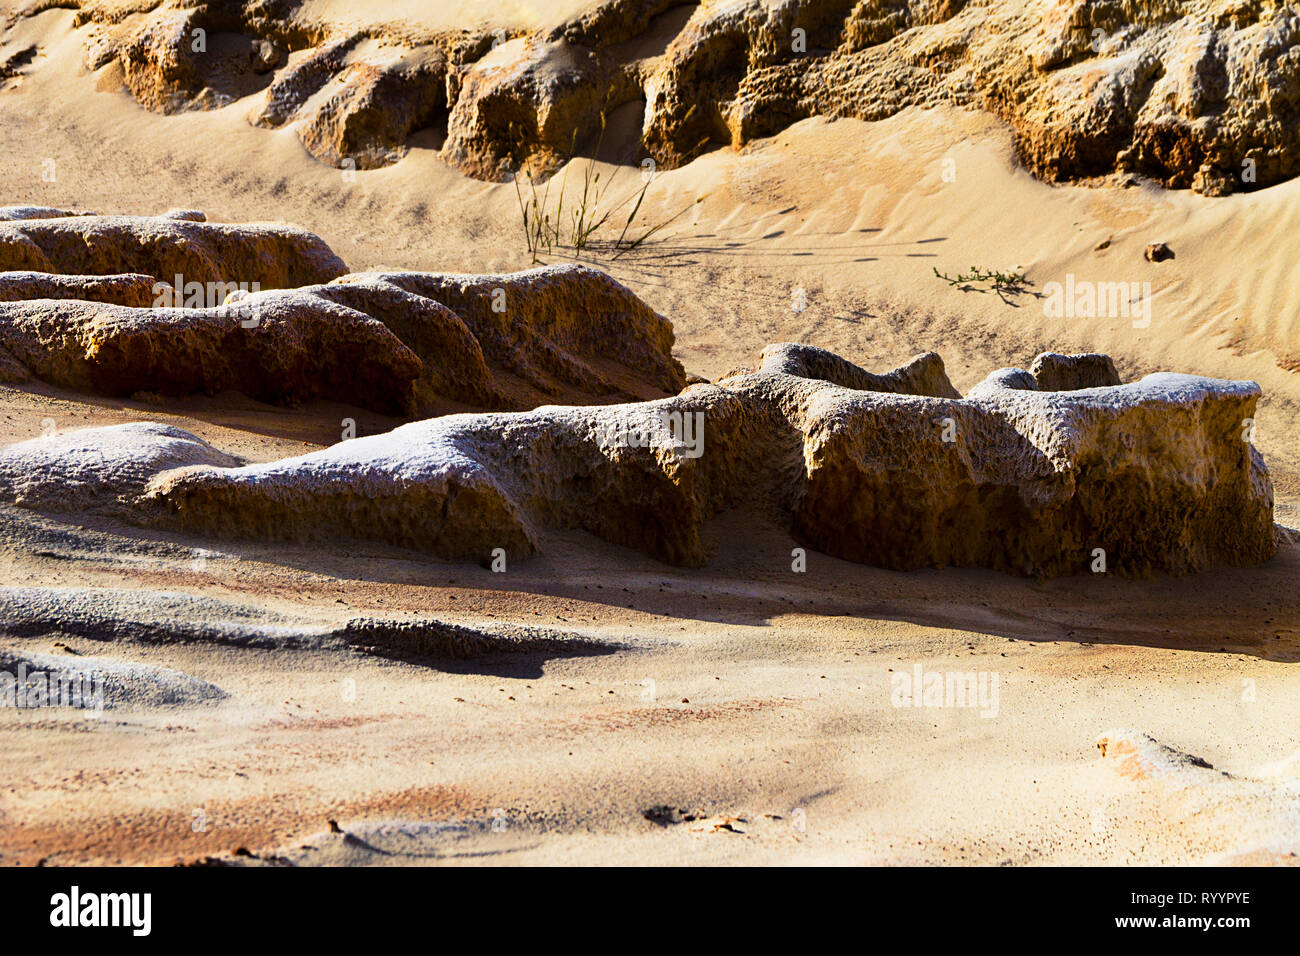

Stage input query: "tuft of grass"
[{"left": 512, "top": 113, "right": 708, "bottom": 262}]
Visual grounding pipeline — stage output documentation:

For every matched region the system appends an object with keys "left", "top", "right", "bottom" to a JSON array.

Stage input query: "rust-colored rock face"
[{"left": 38, "top": 0, "right": 1300, "bottom": 193}]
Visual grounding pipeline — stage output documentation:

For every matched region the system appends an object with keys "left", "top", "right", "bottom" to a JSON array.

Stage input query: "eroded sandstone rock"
[
  {"left": 42, "top": 0, "right": 1300, "bottom": 192},
  {"left": 1028, "top": 351, "right": 1122, "bottom": 391},
  {"left": 0, "top": 644, "right": 228, "bottom": 708},
  {"left": 757, "top": 342, "right": 960, "bottom": 398},
  {"left": 0, "top": 422, "right": 239, "bottom": 517},
  {"left": 791, "top": 363, "right": 1273, "bottom": 575},
  {"left": 0, "top": 257, "right": 684, "bottom": 413},
  {"left": 0, "top": 206, "right": 95, "bottom": 221},
  {"left": 0, "top": 291, "right": 422, "bottom": 411},
  {"left": 442, "top": 36, "right": 615, "bottom": 181},
  {"left": 4, "top": 346, "right": 1267, "bottom": 578},
  {"left": 334, "top": 264, "right": 687, "bottom": 404},
  {"left": 35, "top": 0, "right": 1294, "bottom": 195},
  {"left": 0, "top": 271, "right": 160, "bottom": 307},
  {"left": 0, "top": 214, "right": 348, "bottom": 287}
]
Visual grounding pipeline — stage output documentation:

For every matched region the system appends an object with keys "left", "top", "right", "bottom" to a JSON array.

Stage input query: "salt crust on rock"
[
  {"left": 0, "top": 271, "right": 160, "bottom": 307},
  {"left": 0, "top": 348, "right": 1262, "bottom": 578}
]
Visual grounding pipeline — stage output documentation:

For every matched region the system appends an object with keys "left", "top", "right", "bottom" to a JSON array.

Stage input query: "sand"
[{"left": 0, "top": 4, "right": 1296, "bottom": 866}]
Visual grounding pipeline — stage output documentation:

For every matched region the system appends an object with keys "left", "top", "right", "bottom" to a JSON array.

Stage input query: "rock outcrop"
[
  {"left": 0, "top": 645, "right": 227, "bottom": 709},
  {"left": 0, "top": 206, "right": 95, "bottom": 221},
  {"left": 795, "top": 361, "right": 1273, "bottom": 575},
  {"left": 1028, "top": 351, "right": 1122, "bottom": 391},
  {"left": 0, "top": 214, "right": 348, "bottom": 287},
  {"left": 0, "top": 423, "right": 239, "bottom": 516},
  {"left": 0, "top": 271, "right": 160, "bottom": 307},
  {"left": 0, "top": 346, "right": 1269, "bottom": 578},
  {"left": 441, "top": 35, "right": 617, "bottom": 181},
  {"left": 331, "top": 265, "right": 687, "bottom": 405},
  {"left": 0, "top": 258, "right": 685, "bottom": 413},
  {"left": 755, "top": 342, "right": 961, "bottom": 398},
  {"left": 0, "top": 291, "right": 422, "bottom": 410},
  {"left": 33, "top": 0, "right": 1300, "bottom": 193}
]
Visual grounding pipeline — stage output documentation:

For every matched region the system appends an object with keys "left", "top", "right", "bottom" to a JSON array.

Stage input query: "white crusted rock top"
[
  {"left": 0, "top": 422, "right": 239, "bottom": 517},
  {"left": 0, "top": 347, "right": 1267, "bottom": 578},
  {"left": 0, "top": 271, "right": 160, "bottom": 307}
]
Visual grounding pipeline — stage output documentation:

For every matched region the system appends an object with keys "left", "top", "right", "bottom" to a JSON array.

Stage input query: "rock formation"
[
  {"left": 0, "top": 256, "right": 685, "bottom": 413},
  {"left": 0, "top": 345, "right": 1270, "bottom": 578},
  {"left": 0, "top": 645, "right": 227, "bottom": 709},
  {"left": 30, "top": 0, "right": 1300, "bottom": 194},
  {"left": 0, "top": 213, "right": 348, "bottom": 287},
  {"left": 0, "top": 291, "right": 424, "bottom": 410},
  {"left": 754, "top": 342, "right": 961, "bottom": 397},
  {"left": 0, "top": 271, "right": 160, "bottom": 307},
  {"left": 0, "top": 423, "right": 239, "bottom": 516},
  {"left": 330, "top": 265, "right": 687, "bottom": 405},
  {"left": 0, "top": 205, "right": 95, "bottom": 221},
  {"left": 1027, "top": 351, "right": 1121, "bottom": 391}
]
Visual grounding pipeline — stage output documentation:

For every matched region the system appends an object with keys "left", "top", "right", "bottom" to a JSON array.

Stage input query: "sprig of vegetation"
[
  {"left": 512, "top": 113, "right": 708, "bottom": 262},
  {"left": 932, "top": 265, "right": 1029, "bottom": 292}
]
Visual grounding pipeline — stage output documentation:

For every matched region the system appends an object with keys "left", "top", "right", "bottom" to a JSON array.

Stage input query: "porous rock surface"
[
  {"left": 0, "top": 206, "right": 96, "bottom": 221},
  {"left": 0, "top": 422, "right": 239, "bottom": 516},
  {"left": 0, "top": 260, "right": 685, "bottom": 412},
  {"left": 0, "top": 270, "right": 160, "bottom": 306},
  {"left": 1029, "top": 351, "right": 1122, "bottom": 391},
  {"left": 0, "top": 347, "right": 1267, "bottom": 578},
  {"left": 0, "top": 214, "right": 348, "bottom": 287},
  {"left": 36, "top": 0, "right": 1300, "bottom": 193},
  {"left": 0, "top": 290, "right": 423, "bottom": 410},
  {"left": 755, "top": 342, "right": 961, "bottom": 398},
  {"left": 330, "top": 265, "right": 687, "bottom": 405}
]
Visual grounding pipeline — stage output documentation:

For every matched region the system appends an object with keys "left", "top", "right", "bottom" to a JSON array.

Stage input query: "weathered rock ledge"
[
  {"left": 23, "top": 0, "right": 1300, "bottom": 194},
  {"left": 0, "top": 344, "right": 1271, "bottom": 578}
]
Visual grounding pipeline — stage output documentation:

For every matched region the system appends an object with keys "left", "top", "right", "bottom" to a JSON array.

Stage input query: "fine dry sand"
[{"left": 0, "top": 4, "right": 1297, "bottom": 865}]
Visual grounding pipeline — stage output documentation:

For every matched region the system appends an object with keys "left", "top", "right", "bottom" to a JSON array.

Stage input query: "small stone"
[
  {"left": 249, "top": 39, "right": 287, "bottom": 74},
  {"left": 1145, "top": 241, "right": 1174, "bottom": 262}
]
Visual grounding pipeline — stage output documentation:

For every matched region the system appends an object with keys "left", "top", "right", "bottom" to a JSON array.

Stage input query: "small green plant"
[
  {"left": 933, "top": 265, "right": 1030, "bottom": 293},
  {"left": 513, "top": 113, "right": 707, "bottom": 262}
]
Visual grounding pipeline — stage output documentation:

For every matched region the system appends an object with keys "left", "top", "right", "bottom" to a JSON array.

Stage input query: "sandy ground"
[{"left": 0, "top": 5, "right": 1297, "bottom": 865}]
